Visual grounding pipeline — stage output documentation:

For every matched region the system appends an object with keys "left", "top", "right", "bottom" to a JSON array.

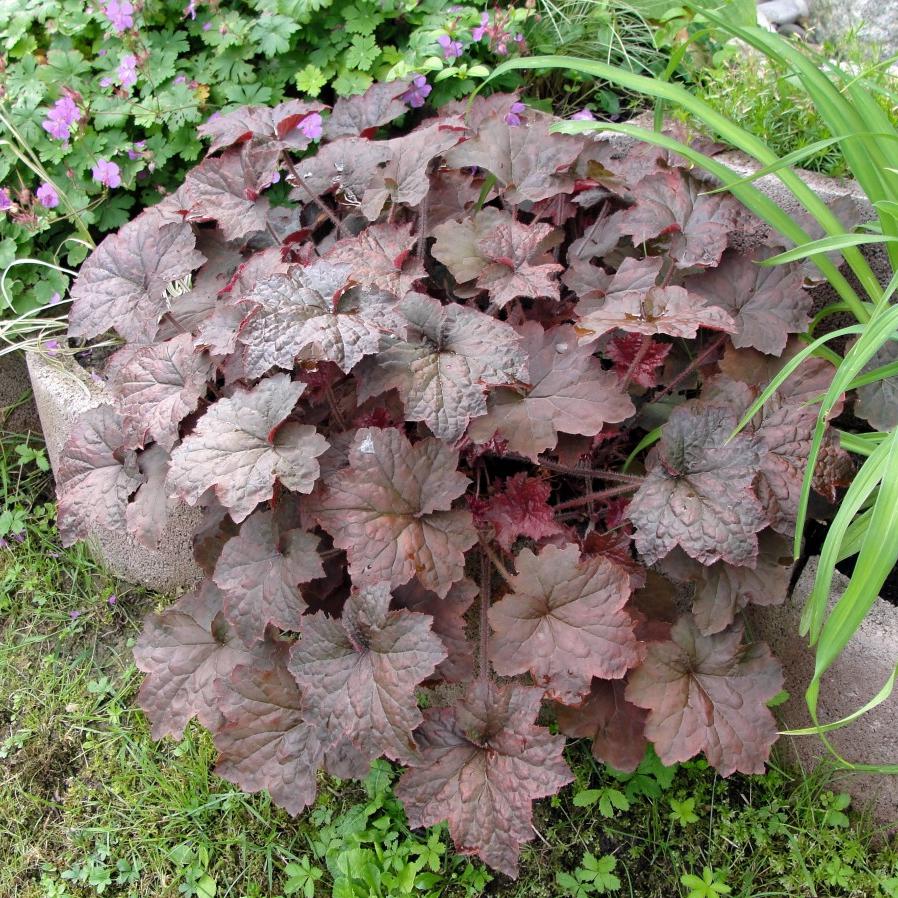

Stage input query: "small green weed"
[{"left": 557, "top": 853, "right": 622, "bottom": 896}]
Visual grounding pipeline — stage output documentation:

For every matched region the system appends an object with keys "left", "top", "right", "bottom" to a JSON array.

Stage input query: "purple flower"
[
  {"left": 69, "top": 609, "right": 82, "bottom": 620},
  {"left": 107, "top": 594, "right": 118, "bottom": 606},
  {"left": 92, "top": 159, "right": 122, "bottom": 189},
  {"left": 298, "top": 112, "right": 323, "bottom": 140},
  {"left": 99, "top": 76, "right": 113, "bottom": 88},
  {"left": 42, "top": 96, "right": 81, "bottom": 142},
  {"left": 36, "top": 183, "right": 60, "bottom": 208},
  {"left": 0, "top": 188, "right": 11, "bottom": 211},
  {"left": 11, "top": 531, "right": 24, "bottom": 543},
  {"left": 571, "top": 108, "right": 596, "bottom": 121},
  {"left": 472, "top": 12, "right": 489, "bottom": 41},
  {"left": 400, "top": 75, "right": 432, "bottom": 109},
  {"left": 505, "top": 101, "right": 526, "bottom": 126},
  {"left": 202, "top": 21, "right": 212, "bottom": 30},
  {"left": 0, "top": 539, "right": 8, "bottom": 550},
  {"left": 102, "top": 0, "right": 134, "bottom": 33},
  {"left": 184, "top": 0, "right": 197, "bottom": 18},
  {"left": 437, "top": 34, "right": 463, "bottom": 59},
  {"left": 118, "top": 53, "right": 138, "bottom": 89},
  {"left": 44, "top": 339, "right": 61, "bottom": 355}
]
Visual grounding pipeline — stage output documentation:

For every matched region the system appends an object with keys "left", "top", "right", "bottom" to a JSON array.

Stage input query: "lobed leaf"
[
  {"left": 488, "top": 543, "right": 642, "bottom": 703},
  {"left": 57, "top": 405, "right": 141, "bottom": 547},
  {"left": 468, "top": 321, "right": 634, "bottom": 459},
  {"left": 109, "top": 333, "right": 213, "bottom": 451},
  {"left": 626, "top": 615, "right": 783, "bottom": 775},
  {"left": 619, "top": 169, "right": 744, "bottom": 269},
  {"left": 627, "top": 404, "right": 765, "bottom": 566},
  {"left": 555, "top": 678, "right": 648, "bottom": 773},
  {"left": 395, "top": 681, "right": 573, "bottom": 878},
  {"left": 133, "top": 580, "right": 280, "bottom": 740},
  {"left": 167, "top": 373, "right": 328, "bottom": 523},
  {"left": 68, "top": 209, "right": 206, "bottom": 342},
  {"left": 309, "top": 427, "right": 476, "bottom": 596},
  {"left": 237, "top": 260, "right": 402, "bottom": 377},
  {"left": 360, "top": 292, "right": 527, "bottom": 442},
  {"left": 684, "top": 248, "right": 811, "bottom": 356},
  {"left": 212, "top": 508, "right": 323, "bottom": 645},
  {"left": 289, "top": 583, "right": 447, "bottom": 761}
]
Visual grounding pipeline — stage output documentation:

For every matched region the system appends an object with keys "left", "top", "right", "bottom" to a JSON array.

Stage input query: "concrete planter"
[
  {"left": 750, "top": 559, "right": 898, "bottom": 824},
  {"left": 25, "top": 350, "right": 203, "bottom": 594}
]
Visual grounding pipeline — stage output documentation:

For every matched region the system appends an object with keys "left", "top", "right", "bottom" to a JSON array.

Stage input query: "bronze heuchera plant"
[{"left": 56, "top": 81, "right": 852, "bottom": 878}]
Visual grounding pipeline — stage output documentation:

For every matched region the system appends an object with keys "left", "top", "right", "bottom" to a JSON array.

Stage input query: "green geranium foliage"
[{"left": 0, "top": 0, "right": 534, "bottom": 314}]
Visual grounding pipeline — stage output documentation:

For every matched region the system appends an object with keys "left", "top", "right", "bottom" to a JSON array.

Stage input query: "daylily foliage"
[{"left": 58, "top": 84, "right": 848, "bottom": 878}]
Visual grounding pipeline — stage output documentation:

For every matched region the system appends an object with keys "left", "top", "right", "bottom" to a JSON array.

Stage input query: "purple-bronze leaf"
[
  {"left": 212, "top": 508, "right": 324, "bottom": 644},
  {"left": 684, "top": 248, "right": 811, "bottom": 356},
  {"left": 625, "top": 615, "right": 783, "bottom": 775},
  {"left": 165, "top": 145, "right": 279, "bottom": 241},
  {"left": 855, "top": 338, "right": 898, "bottom": 431},
  {"left": 432, "top": 209, "right": 562, "bottom": 307},
  {"left": 574, "top": 257, "right": 736, "bottom": 343},
  {"left": 444, "top": 114, "right": 582, "bottom": 203},
  {"left": 126, "top": 444, "right": 179, "bottom": 549},
  {"left": 309, "top": 427, "right": 476, "bottom": 596},
  {"left": 324, "top": 222, "right": 424, "bottom": 295},
  {"left": 660, "top": 532, "right": 794, "bottom": 636},
  {"left": 167, "top": 374, "right": 328, "bottom": 523},
  {"left": 702, "top": 376, "right": 818, "bottom": 536},
  {"left": 360, "top": 121, "right": 466, "bottom": 219},
  {"left": 472, "top": 218, "right": 562, "bottom": 307},
  {"left": 213, "top": 658, "right": 327, "bottom": 815},
  {"left": 289, "top": 583, "right": 447, "bottom": 761},
  {"left": 470, "top": 473, "right": 564, "bottom": 551},
  {"left": 198, "top": 99, "right": 324, "bottom": 153},
  {"left": 488, "top": 543, "right": 641, "bottom": 703},
  {"left": 289, "top": 137, "right": 393, "bottom": 203},
  {"left": 395, "top": 681, "right": 573, "bottom": 878},
  {"left": 619, "top": 169, "right": 743, "bottom": 269},
  {"left": 133, "top": 580, "right": 278, "bottom": 739},
  {"left": 555, "top": 678, "right": 648, "bottom": 773},
  {"left": 57, "top": 405, "right": 141, "bottom": 547},
  {"left": 392, "top": 578, "right": 477, "bottom": 683},
  {"left": 213, "top": 652, "right": 361, "bottom": 816},
  {"left": 431, "top": 208, "right": 506, "bottom": 284},
  {"left": 237, "top": 260, "right": 402, "bottom": 377},
  {"left": 323, "top": 80, "right": 412, "bottom": 139},
  {"left": 360, "top": 292, "right": 527, "bottom": 442},
  {"left": 110, "top": 333, "right": 213, "bottom": 451},
  {"left": 627, "top": 404, "right": 765, "bottom": 566},
  {"left": 68, "top": 209, "right": 206, "bottom": 342},
  {"left": 468, "top": 321, "right": 634, "bottom": 460}
]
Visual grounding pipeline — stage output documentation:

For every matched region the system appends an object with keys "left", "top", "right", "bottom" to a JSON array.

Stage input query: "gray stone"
[
  {"left": 757, "top": 0, "right": 808, "bottom": 25},
  {"left": 0, "top": 352, "right": 42, "bottom": 435},
  {"left": 26, "top": 349, "right": 203, "bottom": 594},
  {"left": 808, "top": 0, "right": 898, "bottom": 60},
  {"left": 749, "top": 557, "right": 898, "bottom": 824}
]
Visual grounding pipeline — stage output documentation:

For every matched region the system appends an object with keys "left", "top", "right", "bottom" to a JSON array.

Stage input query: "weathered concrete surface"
[
  {"left": 26, "top": 350, "right": 203, "bottom": 594},
  {"left": 750, "top": 558, "right": 898, "bottom": 824},
  {"left": 0, "top": 352, "right": 42, "bottom": 435},
  {"left": 808, "top": 2, "right": 898, "bottom": 61}
]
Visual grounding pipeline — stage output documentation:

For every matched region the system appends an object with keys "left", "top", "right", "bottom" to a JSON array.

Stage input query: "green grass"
[
  {"left": 3, "top": 430, "right": 898, "bottom": 898},
  {"left": 684, "top": 34, "right": 898, "bottom": 177}
]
